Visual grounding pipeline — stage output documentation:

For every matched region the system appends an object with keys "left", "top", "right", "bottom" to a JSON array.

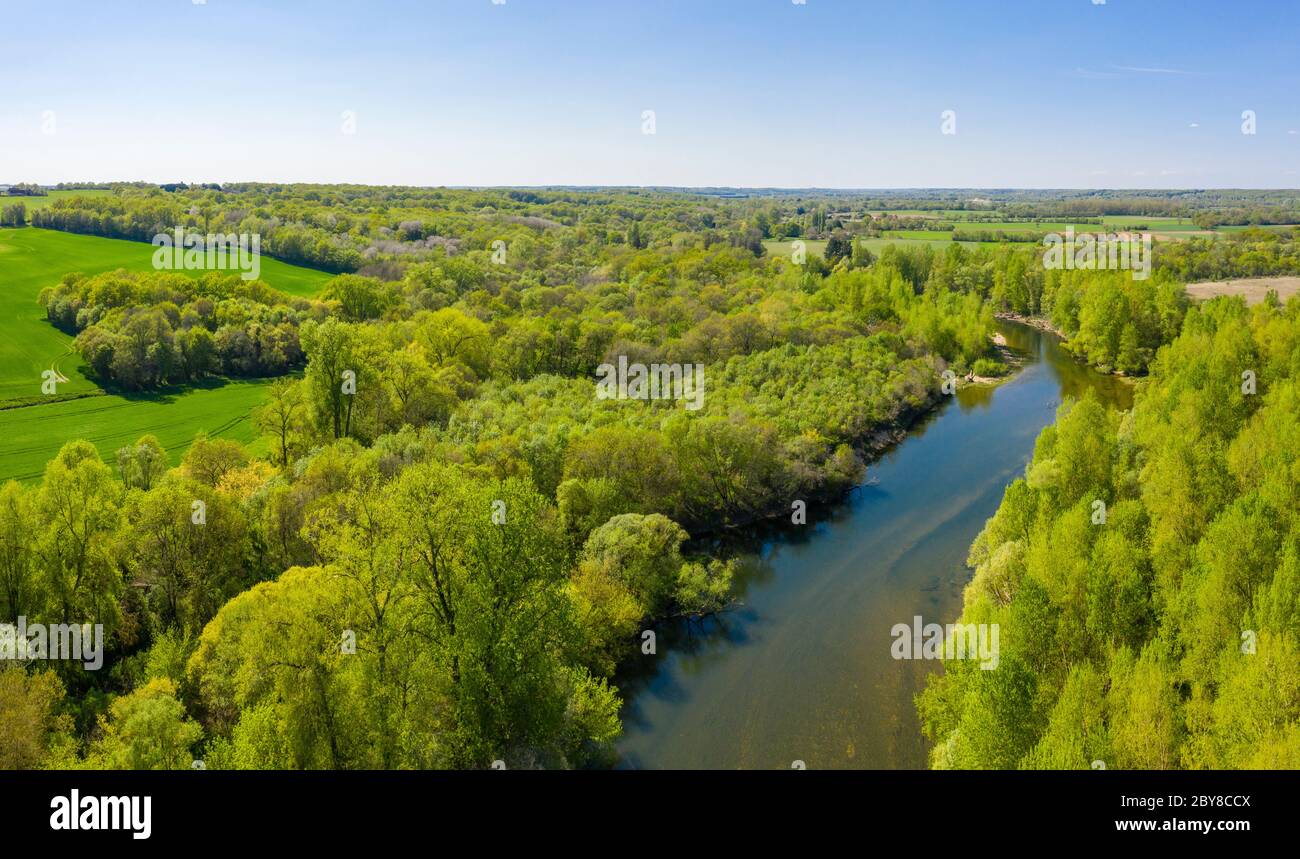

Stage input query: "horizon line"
[{"left": 9, "top": 181, "right": 1300, "bottom": 194}]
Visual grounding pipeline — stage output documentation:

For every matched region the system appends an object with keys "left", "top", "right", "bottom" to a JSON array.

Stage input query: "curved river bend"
[{"left": 616, "top": 322, "right": 1132, "bottom": 769}]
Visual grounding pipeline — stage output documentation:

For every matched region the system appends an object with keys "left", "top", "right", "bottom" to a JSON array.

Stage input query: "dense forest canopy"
[
  {"left": 921, "top": 295, "right": 1300, "bottom": 769},
  {"left": 4, "top": 183, "right": 1300, "bottom": 770}
]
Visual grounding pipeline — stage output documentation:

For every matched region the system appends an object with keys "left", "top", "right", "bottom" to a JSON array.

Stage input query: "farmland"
[
  {"left": 0, "top": 226, "right": 330, "bottom": 478},
  {"left": 0, "top": 378, "right": 273, "bottom": 483},
  {"left": 1185, "top": 275, "right": 1300, "bottom": 305},
  {"left": 769, "top": 209, "right": 1296, "bottom": 262},
  {"left": 762, "top": 235, "right": 988, "bottom": 259},
  {"left": 0, "top": 188, "right": 114, "bottom": 217}
]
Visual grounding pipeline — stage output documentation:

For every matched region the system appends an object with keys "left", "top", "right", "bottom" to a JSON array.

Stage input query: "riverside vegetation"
[{"left": 2, "top": 184, "right": 1299, "bottom": 769}]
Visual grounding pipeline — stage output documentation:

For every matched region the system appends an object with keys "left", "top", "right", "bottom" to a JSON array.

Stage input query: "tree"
[
  {"left": 412, "top": 308, "right": 491, "bottom": 380},
  {"left": 563, "top": 426, "right": 681, "bottom": 519},
  {"left": 824, "top": 231, "right": 853, "bottom": 265},
  {"left": 383, "top": 347, "right": 456, "bottom": 430},
  {"left": 674, "top": 558, "right": 735, "bottom": 617},
  {"left": 0, "top": 481, "right": 37, "bottom": 620},
  {"left": 1107, "top": 647, "right": 1181, "bottom": 769},
  {"left": 321, "top": 274, "right": 398, "bottom": 322},
  {"left": 0, "top": 202, "right": 26, "bottom": 227},
  {"left": 385, "top": 462, "right": 612, "bottom": 766},
  {"left": 580, "top": 513, "right": 688, "bottom": 616},
  {"left": 254, "top": 379, "right": 308, "bottom": 467},
  {"left": 34, "top": 441, "right": 123, "bottom": 631},
  {"left": 627, "top": 221, "right": 646, "bottom": 249},
  {"left": 301, "top": 318, "right": 365, "bottom": 439},
  {"left": 124, "top": 478, "right": 248, "bottom": 632},
  {"left": 0, "top": 666, "right": 74, "bottom": 769},
  {"left": 116, "top": 435, "right": 169, "bottom": 490},
  {"left": 180, "top": 434, "right": 248, "bottom": 486},
  {"left": 86, "top": 678, "right": 202, "bottom": 769}
]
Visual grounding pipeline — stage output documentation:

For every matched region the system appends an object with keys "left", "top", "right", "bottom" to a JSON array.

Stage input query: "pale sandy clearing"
[{"left": 1185, "top": 277, "right": 1300, "bottom": 305}]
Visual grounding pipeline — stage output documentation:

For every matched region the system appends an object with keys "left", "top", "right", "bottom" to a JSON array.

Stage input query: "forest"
[
  {"left": 920, "top": 294, "right": 1300, "bottom": 768},
  {"left": 5, "top": 182, "right": 1300, "bottom": 770},
  {"left": 2, "top": 187, "right": 1004, "bottom": 769}
]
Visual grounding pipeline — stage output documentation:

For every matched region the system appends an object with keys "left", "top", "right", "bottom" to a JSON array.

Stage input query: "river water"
[{"left": 615, "top": 322, "right": 1133, "bottom": 769}]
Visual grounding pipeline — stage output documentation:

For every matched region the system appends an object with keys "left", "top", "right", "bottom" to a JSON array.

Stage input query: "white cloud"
[{"left": 1109, "top": 64, "right": 1201, "bottom": 76}]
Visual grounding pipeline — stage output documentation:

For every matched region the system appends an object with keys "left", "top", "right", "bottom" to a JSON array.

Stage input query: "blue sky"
[{"left": 4, "top": 0, "right": 1298, "bottom": 187}]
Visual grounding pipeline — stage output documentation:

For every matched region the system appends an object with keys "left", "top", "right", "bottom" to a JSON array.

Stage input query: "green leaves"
[{"left": 927, "top": 296, "right": 1300, "bottom": 770}]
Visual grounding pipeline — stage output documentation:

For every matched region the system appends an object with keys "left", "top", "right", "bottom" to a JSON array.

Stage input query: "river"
[{"left": 615, "top": 321, "right": 1133, "bottom": 769}]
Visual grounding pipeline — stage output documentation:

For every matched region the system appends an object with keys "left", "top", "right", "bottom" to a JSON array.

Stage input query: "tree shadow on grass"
[{"left": 106, "top": 374, "right": 270, "bottom": 406}]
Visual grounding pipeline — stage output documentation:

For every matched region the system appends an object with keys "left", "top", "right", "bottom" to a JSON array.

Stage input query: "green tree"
[
  {"left": 85, "top": 678, "right": 202, "bottom": 769},
  {"left": 116, "top": 435, "right": 169, "bottom": 490}
]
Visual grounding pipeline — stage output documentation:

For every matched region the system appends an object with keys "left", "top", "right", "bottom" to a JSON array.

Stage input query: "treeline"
[
  {"left": 1191, "top": 209, "right": 1300, "bottom": 228},
  {"left": 38, "top": 270, "right": 328, "bottom": 390},
  {"left": 27, "top": 184, "right": 772, "bottom": 279},
  {"left": 920, "top": 294, "right": 1300, "bottom": 768},
  {"left": 31, "top": 197, "right": 365, "bottom": 274},
  {"left": 951, "top": 229, "right": 1046, "bottom": 243},
  {"left": 0, "top": 202, "right": 25, "bottom": 227},
  {"left": 959, "top": 243, "right": 1189, "bottom": 375},
  {"left": 1157, "top": 228, "right": 1300, "bottom": 280},
  {"left": 1044, "top": 270, "right": 1188, "bottom": 375}
]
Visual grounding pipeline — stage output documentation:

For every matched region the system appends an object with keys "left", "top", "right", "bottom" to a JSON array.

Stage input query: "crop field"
[
  {"left": 0, "top": 227, "right": 331, "bottom": 403},
  {"left": 1216, "top": 223, "right": 1300, "bottom": 233},
  {"left": 1185, "top": 275, "right": 1300, "bottom": 305},
  {"left": 0, "top": 227, "right": 329, "bottom": 479},
  {"left": 763, "top": 234, "right": 992, "bottom": 260},
  {"left": 0, "top": 189, "right": 115, "bottom": 217},
  {"left": 0, "top": 378, "right": 273, "bottom": 483}
]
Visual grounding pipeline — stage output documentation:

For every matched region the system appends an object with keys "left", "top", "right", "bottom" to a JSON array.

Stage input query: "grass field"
[
  {"left": 0, "top": 189, "right": 115, "bottom": 217},
  {"left": 0, "top": 378, "right": 273, "bottom": 483},
  {"left": 0, "top": 227, "right": 331, "bottom": 481},
  {"left": 0, "top": 227, "right": 331, "bottom": 403},
  {"left": 1216, "top": 223, "right": 1300, "bottom": 234},
  {"left": 763, "top": 235, "right": 988, "bottom": 260}
]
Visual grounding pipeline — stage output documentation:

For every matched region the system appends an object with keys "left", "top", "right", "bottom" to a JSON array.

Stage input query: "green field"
[
  {"left": 0, "top": 189, "right": 114, "bottom": 217},
  {"left": 1216, "top": 223, "right": 1300, "bottom": 233},
  {"left": 763, "top": 235, "right": 987, "bottom": 260},
  {"left": 0, "top": 227, "right": 331, "bottom": 403},
  {"left": 0, "top": 227, "right": 331, "bottom": 481},
  {"left": 764, "top": 213, "right": 1285, "bottom": 265},
  {"left": 867, "top": 209, "right": 973, "bottom": 218},
  {"left": 0, "top": 379, "right": 272, "bottom": 483}
]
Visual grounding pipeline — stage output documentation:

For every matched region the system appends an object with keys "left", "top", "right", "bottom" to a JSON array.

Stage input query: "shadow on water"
[{"left": 614, "top": 321, "right": 1133, "bottom": 769}]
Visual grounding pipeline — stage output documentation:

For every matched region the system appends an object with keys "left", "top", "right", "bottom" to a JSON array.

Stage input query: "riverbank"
[
  {"left": 995, "top": 311, "right": 1143, "bottom": 383},
  {"left": 994, "top": 311, "right": 1066, "bottom": 339},
  {"left": 962, "top": 329, "right": 1027, "bottom": 385},
  {"left": 617, "top": 321, "right": 1133, "bottom": 769},
  {"left": 693, "top": 328, "right": 1030, "bottom": 536}
]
